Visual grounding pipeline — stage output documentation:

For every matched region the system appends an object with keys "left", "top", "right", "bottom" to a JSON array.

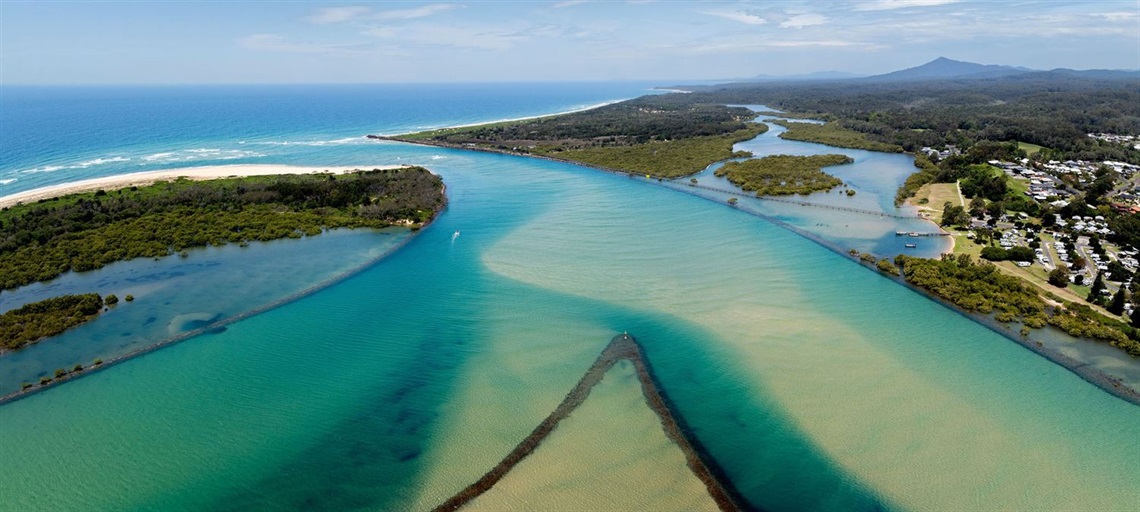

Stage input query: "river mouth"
[{"left": 1, "top": 90, "right": 1138, "bottom": 512}]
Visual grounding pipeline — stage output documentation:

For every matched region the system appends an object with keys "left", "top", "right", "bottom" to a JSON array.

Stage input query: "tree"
[
  {"left": 1107, "top": 261, "right": 1132, "bottom": 282},
  {"left": 941, "top": 201, "right": 969, "bottom": 227},
  {"left": 969, "top": 196, "right": 987, "bottom": 217},
  {"left": 986, "top": 200, "right": 1006, "bottom": 220},
  {"left": 1087, "top": 273, "right": 1106, "bottom": 302},
  {"left": 1108, "top": 288, "right": 1128, "bottom": 315},
  {"left": 1048, "top": 265, "right": 1070, "bottom": 288},
  {"left": 1131, "top": 307, "right": 1140, "bottom": 328}
]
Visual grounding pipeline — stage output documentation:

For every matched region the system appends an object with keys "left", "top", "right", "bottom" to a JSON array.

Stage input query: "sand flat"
[{"left": 463, "top": 360, "right": 719, "bottom": 512}]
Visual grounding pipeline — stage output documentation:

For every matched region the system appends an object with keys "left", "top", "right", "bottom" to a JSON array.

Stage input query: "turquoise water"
[
  {"left": 1, "top": 86, "right": 1138, "bottom": 511},
  {"left": 0, "top": 228, "right": 412, "bottom": 394}
]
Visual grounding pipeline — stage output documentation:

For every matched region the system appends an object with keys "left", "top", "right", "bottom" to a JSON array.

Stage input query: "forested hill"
[
  {"left": 676, "top": 73, "right": 1140, "bottom": 164},
  {"left": 0, "top": 168, "right": 445, "bottom": 291}
]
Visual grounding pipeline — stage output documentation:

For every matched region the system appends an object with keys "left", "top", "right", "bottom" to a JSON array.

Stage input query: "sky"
[{"left": 2, "top": 0, "right": 1138, "bottom": 84}]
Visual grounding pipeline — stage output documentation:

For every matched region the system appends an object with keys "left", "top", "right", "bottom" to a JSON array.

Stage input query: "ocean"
[{"left": 0, "top": 83, "right": 1137, "bottom": 511}]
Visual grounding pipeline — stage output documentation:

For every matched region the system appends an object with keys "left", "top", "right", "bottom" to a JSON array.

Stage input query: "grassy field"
[
  {"left": 1018, "top": 141, "right": 1048, "bottom": 156},
  {"left": 909, "top": 182, "right": 962, "bottom": 223}
]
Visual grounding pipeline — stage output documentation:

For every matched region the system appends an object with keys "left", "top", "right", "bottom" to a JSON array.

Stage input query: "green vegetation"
[
  {"left": 396, "top": 97, "right": 769, "bottom": 178},
  {"left": 1049, "top": 265, "right": 1071, "bottom": 288},
  {"left": 681, "top": 73, "right": 1140, "bottom": 165},
  {"left": 1, "top": 294, "right": 104, "bottom": 351},
  {"left": 940, "top": 201, "right": 970, "bottom": 227},
  {"left": 1048, "top": 302, "right": 1137, "bottom": 354},
  {"left": 895, "top": 154, "right": 941, "bottom": 205},
  {"left": 894, "top": 254, "right": 1048, "bottom": 327},
  {"left": 0, "top": 168, "right": 445, "bottom": 291},
  {"left": 980, "top": 246, "right": 1034, "bottom": 262},
  {"left": 768, "top": 120, "right": 903, "bottom": 153},
  {"left": 714, "top": 154, "right": 852, "bottom": 195},
  {"left": 541, "top": 126, "right": 765, "bottom": 178},
  {"left": 1018, "top": 141, "right": 1047, "bottom": 156},
  {"left": 404, "top": 96, "right": 757, "bottom": 145},
  {"left": 891, "top": 254, "right": 1140, "bottom": 356}
]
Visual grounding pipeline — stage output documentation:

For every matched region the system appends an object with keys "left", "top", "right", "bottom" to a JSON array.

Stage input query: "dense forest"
[
  {"left": 679, "top": 73, "right": 1140, "bottom": 165},
  {"left": 768, "top": 120, "right": 903, "bottom": 153},
  {"left": 393, "top": 98, "right": 768, "bottom": 178},
  {"left": 405, "top": 96, "right": 757, "bottom": 148},
  {"left": 715, "top": 154, "right": 853, "bottom": 196},
  {"left": 1, "top": 294, "right": 104, "bottom": 351},
  {"left": 0, "top": 168, "right": 444, "bottom": 291},
  {"left": 536, "top": 126, "right": 763, "bottom": 178}
]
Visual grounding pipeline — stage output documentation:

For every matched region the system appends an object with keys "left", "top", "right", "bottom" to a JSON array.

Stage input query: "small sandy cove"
[{"left": 0, "top": 164, "right": 409, "bottom": 209}]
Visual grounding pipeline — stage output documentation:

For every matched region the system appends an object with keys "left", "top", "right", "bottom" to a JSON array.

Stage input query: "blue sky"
[{"left": 2, "top": 0, "right": 1137, "bottom": 84}]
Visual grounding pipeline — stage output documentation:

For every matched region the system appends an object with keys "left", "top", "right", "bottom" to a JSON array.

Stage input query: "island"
[
  {"left": 0, "top": 165, "right": 446, "bottom": 358},
  {"left": 714, "top": 154, "right": 853, "bottom": 196},
  {"left": 0, "top": 166, "right": 445, "bottom": 291},
  {"left": 1, "top": 294, "right": 106, "bottom": 352}
]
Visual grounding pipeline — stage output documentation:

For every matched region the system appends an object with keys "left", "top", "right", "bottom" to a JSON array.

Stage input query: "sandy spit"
[{"left": 0, "top": 164, "right": 411, "bottom": 209}]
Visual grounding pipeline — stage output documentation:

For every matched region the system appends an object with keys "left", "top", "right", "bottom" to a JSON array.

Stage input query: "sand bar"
[{"left": 0, "top": 164, "right": 410, "bottom": 209}]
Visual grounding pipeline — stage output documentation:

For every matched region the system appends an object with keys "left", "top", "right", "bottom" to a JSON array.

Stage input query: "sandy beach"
[{"left": 0, "top": 164, "right": 409, "bottom": 209}]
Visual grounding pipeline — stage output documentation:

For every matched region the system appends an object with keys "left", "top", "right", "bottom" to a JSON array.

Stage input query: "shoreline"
[
  {"left": 382, "top": 99, "right": 625, "bottom": 138},
  {"left": 382, "top": 137, "right": 1140, "bottom": 406},
  {"left": 0, "top": 164, "right": 411, "bottom": 209},
  {"left": 661, "top": 179, "right": 1140, "bottom": 406},
  {"left": 0, "top": 182, "right": 446, "bottom": 406}
]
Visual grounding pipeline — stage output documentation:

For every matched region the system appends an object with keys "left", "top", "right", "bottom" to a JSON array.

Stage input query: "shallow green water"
[{"left": 1, "top": 143, "right": 1137, "bottom": 511}]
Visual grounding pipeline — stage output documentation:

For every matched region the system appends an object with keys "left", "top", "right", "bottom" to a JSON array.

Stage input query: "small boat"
[
  {"left": 895, "top": 230, "right": 907, "bottom": 236},
  {"left": 908, "top": 232, "right": 920, "bottom": 237},
  {"left": 904, "top": 243, "right": 917, "bottom": 248}
]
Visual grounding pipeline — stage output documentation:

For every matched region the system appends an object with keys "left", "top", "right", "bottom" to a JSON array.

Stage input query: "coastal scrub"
[{"left": 715, "top": 154, "right": 853, "bottom": 196}]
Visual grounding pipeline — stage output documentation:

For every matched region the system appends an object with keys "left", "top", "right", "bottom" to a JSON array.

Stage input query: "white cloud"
[
  {"left": 854, "top": 0, "right": 959, "bottom": 11},
  {"left": 307, "top": 6, "right": 371, "bottom": 24},
  {"left": 780, "top": 13, "right": 827, "bottom": 28},
  {"left": 1094, "top": 11, "right": 1139, "bottom": 21},
  {"left": 705, "top": 10, "right": 767, "bottom": 25},
  {"left": 365, "top": 23, "right": 529, "bottom": 51},
  {"left": 672, "top": 35, "right": 884, "bottom": 55},
  {"left": 238, "top": 34, "right": 357, "bottom": 55},
  {"left": 306, "top": 3, "right": 460, "bottom": 24},
  {"left": 373, "top": 3, "right": 461, "bottom": 20}
]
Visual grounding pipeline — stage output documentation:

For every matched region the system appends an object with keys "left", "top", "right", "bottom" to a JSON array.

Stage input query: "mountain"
[
  {"left": 747, "top": 71, "right": 865, "bottom": 81},
  {"left": 1045, "top": 68, "right": 1140, "bottom": 80},
  {"left": 866, "top": 57, "right": 1031, "bottom": 82}
]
